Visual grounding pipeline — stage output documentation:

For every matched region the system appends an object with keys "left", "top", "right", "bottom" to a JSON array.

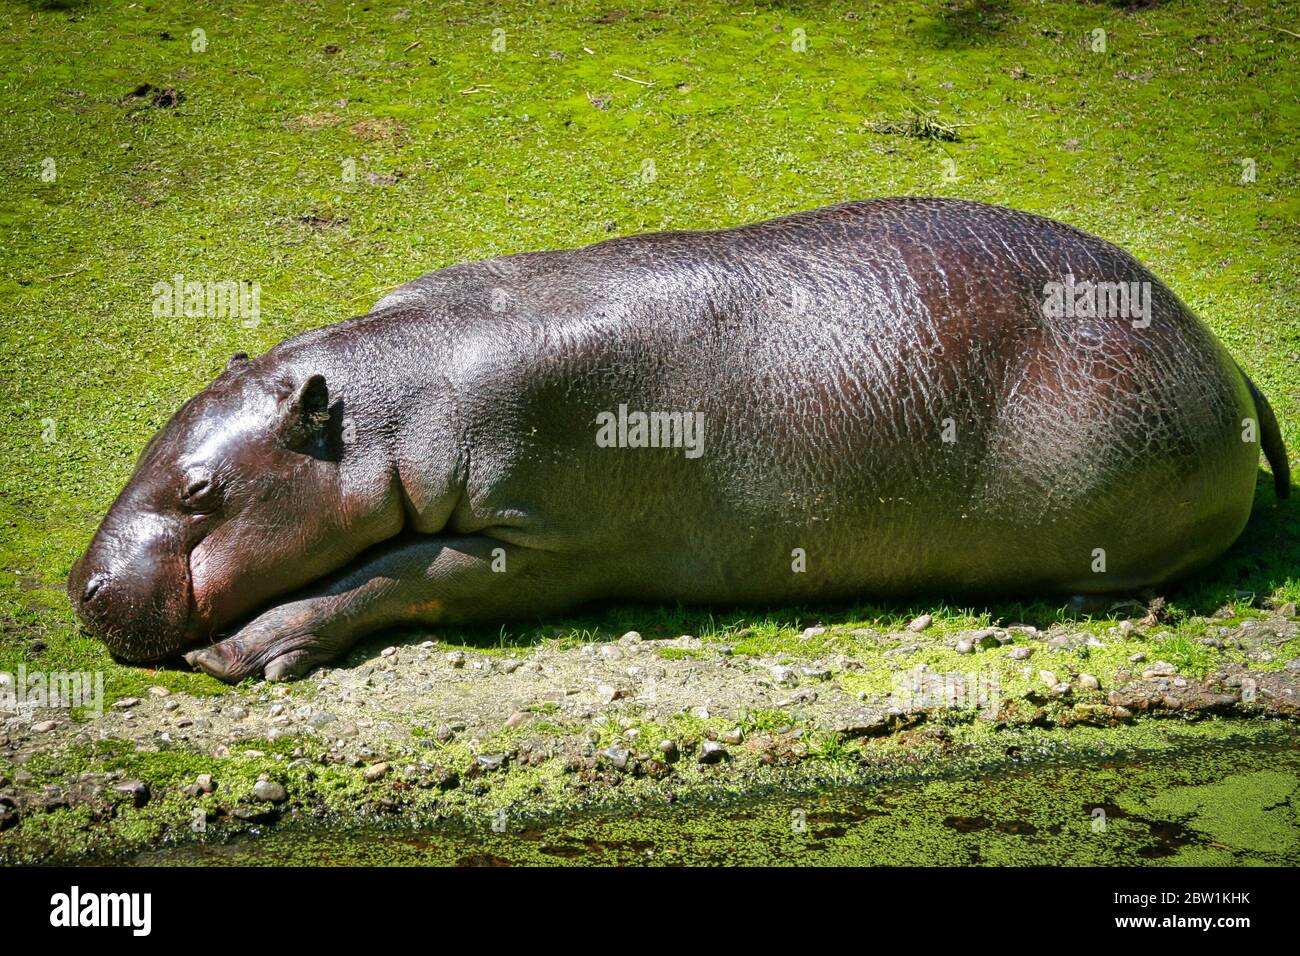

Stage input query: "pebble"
[
  {"left": 1010, "top": 646, "right": 1033, "bottom": 660},
  {"left": 619, "top": 631, "right": 643, "bottom": 645},
  {"left": 269, "top": 703, "right": 285, "bottom": 717},
  {"left": 1142, "top": 661, "right": 1177, "bottom": 679},
  {"left": 596, "top": 685, "right": 625, "bottom": 705},
  {"left": 720, "top": 727, "right": 744, "bottom": 745},
  {"left": 1078, "top": 673, "right": 1100, "bottom": 691},
  {"left": 162, "top": 700, "right": 179, "bottom": 712},
  {"left": 381, "top": 646, "right": 397, "bottom": 658},
  {"left": 907, "top": 614, "right": 933, "bottom": 632},
  {"left": 770, "top": 665, "right": 798, "bottom": 686},
  {"left": 602, "top": 747, "right": 630, "bottom": 770},
  {"left": 955, "top": 639, "right": 974, "bottom": 654},
  {"left": 1117, "top": 620, "right": 1138, "bottom": 637},
  {"left": 308, "top": 711, "right": 335, "bottom": 728},
  {"left": 800, "top": 626, "right": 827, "bottom": 639},
  {"left": 226, "top": 706, "right": 249, "bottom": 720},
  {"left": 149, "top": 686, "right": 170, "bottom": 697},
  {"left": 446, "top": 652, "right": 465, "bottom": 668},
  {"left": 972, "top": 628, "right": 1002, "bottom": 649},
  {"left": 1128, "top": 653, "right": 1146, "bottom": 664},
  {"left": 1038, "top": 670, "right": 1058, "bottom": 687},
  {"left": 505, "top": 711, "right": 529, "bottom": 729},
  {"left": 196, "top": 774, "right": 217, "bottom": 794},
  {"left": 251, "top": 780, "right": 287, "bottom": 803},
  {"left": 364, "top": 762, "right": 389, "bottom": 782},
  {"left": 698, "top": 741, "right": 729, "bottom": 764},
  {"left": 476, "top": 753, "right": 507, "bottom": 771},
  {"left": 658, "top": 739, "right": 680, "bottom": 762},
  {"left": 31, "top": 720, "right": 58, "bottom": 733},
  {"left": 112, "top": 697, "right": 141, "bottom": 710},
  {"left": 799, "top": 667, "right": 831, "bottom": 681},
  {"left": 114, "top": 780, "right": 150, "bottom": 807}
]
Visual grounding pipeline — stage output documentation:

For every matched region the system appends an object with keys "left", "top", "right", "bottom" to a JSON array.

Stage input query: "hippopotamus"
[{"left": 67, "top": 198, "right": 1290, "bottom": 682}]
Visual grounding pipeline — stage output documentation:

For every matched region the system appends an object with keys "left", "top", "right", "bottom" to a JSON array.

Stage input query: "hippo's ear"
[
  {"left": 279, "top": 373, "right": 331, "bottom": 449},
  {"left": 227, "top": 351, "right": 249, "bottom": 371}
]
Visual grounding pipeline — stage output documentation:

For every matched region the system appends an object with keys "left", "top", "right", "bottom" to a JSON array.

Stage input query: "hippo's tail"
[{"left": 1243, "top": 372, "right": 1291, "bottom": 498}]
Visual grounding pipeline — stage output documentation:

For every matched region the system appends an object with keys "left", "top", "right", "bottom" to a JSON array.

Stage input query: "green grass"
[{"left": 1, "top": 0, "right": 1298, "bottom": 695}]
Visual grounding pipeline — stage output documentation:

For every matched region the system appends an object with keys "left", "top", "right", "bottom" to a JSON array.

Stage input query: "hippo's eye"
[{"left": 180, "top": 477, "right": 220, "bottom": 513}]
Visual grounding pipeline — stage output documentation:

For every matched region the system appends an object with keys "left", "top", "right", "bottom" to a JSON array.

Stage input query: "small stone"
[
  {"left": 698, "top": 741, "right": 729, "bottom": 764},
  {"left": 196, "top": 774, "right": 217, "bottom": 794},
  {"left": 955, "top": 639, "right": 974, "bottom": 654},
  {"left": 475, "top": 753, "right": 508, "bottom": 771},
  {"left": 251, "top": 780, "right": 287, "bottom": 803},
  {"left": 269, "top": 703, "right": 285, "bottom": 717},
  {"left": 1078, "top": 673, "right": 1100, "bottom": 691},
  {"left": 505, "top": 711, "right": 529, "bottom": 729},
  {"left": 308, "top": 711, "right": 335, "bottom": 728},
  {"left": 1038, "top": 670, "right": 1058, "bottom": 687},
  {"left": 799, "top": 667, "right": 831, "bottom": 681},
  {"left": 972, "top": 628, "right": 1002, "bottom": 649},
  {"left": 601, "top": 746, "right": 630, "bottom": 769},
  {"left": 1118, "top": 620, "right": 1138, "bottom": 637},
  {"left": 1010, "top": 646, "right": 1033, "bottom": 661},
  {"left": 364, "top": 762, "right": 389, "bottom": 782},
  {"left": 720, "top": 727, "right": 744, "bottom": 745},
  {"left": 31, "top": 720, "right": 58, "bottom": 733},
  {"left": 226, "top": 706, "right": 249, "bottom": 720},
  {"left": 800, "top": 626, "right": 827, "bottom": 639},
  {"left": 1051, "top": 682, "right": 1071, "bottom": 696},
  {"left": 907, "top": 614, "right": 933, "bottom": 632},
  {"left": 149, "top": 685, "right": 170, "bottom": 697},
  {"left": 658, "top": 739, "right": 680, "bottom": 762},
  {"left": 1142, "top": 661, "right": 1177, "bottom": 679},
  {"left": 446, "top": 651, "right": 465, "bottom": 668},
  {"left": 619, "top": 631, "right": 643, "bottom": 645},
  {"left": 1128, "top": 653, "right": 1146, "bottom": 664},
  {"left": 770, "top": 665, "right": 798, "bottom": 686},
  {"left": 596, "top": 684, "right": 625, "bottom": 705},
  {"left": 162, "top": 699, "right": 179, "bottom": 712},
  {"left": 114, "top": 780, "right": 150, "bottom": 807},
  {"left": 381, "top": 646, "right": 397, "bottom": 658},
  {"left": 112, "top": 697, "right": 141, "bottom": 710}
]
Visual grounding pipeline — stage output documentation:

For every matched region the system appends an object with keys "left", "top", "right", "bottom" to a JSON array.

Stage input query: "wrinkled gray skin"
[{"left": 68, "top": 198, "right": 1290, "bottom": 682}]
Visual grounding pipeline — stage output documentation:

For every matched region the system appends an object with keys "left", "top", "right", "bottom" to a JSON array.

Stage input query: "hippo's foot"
[
  {"left": 185, "top": 597, "right": 355, "bottom": 683},
  {"left": 184, "top": 534, "right": 580, "bottom": 682}
]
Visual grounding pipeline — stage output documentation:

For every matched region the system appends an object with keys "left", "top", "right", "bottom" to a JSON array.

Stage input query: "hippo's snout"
[{"left": 68, "top": 523, "right": 198, "bottom": 663}]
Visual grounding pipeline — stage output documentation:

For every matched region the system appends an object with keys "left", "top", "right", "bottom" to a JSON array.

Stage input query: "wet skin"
[{"left": 67, "top": 198, "right": 1291, "bottom": 682}]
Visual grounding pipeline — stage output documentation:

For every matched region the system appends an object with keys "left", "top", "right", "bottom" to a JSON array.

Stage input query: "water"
[{"left": 132, "top": 723, "right": 1300, "bottom": 866}]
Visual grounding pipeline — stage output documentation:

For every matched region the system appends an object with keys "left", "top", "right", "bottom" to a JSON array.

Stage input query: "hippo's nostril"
[{"left": 82, "top": 574, "right": 106, "bottom": 605}]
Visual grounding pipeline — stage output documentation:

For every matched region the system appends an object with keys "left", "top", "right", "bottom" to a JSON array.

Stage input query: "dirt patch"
[
  {"left": 287, "top": 110, "right": 342, "bottom": 131},
  {"left": 349, "top": 117, "right": 406, "bottom": 145}
]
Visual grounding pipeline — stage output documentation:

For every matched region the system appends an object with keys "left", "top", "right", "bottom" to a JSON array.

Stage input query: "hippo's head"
[{"left": 68, "top": 352, "right": 398, "bottom": 663}]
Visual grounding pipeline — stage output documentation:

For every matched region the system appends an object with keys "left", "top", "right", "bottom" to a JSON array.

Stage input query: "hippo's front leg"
[{"left": 184, "top": 535, "right": 577, "bottom": 683}]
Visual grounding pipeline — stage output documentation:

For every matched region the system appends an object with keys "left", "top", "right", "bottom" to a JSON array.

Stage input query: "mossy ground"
[{"left": 1, "top": 0, "right": 1299, "bottom": 860}]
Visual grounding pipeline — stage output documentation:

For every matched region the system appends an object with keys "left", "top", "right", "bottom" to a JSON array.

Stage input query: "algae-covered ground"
[{"left": 1, "top": 0, "right": 1299, "bottom": 863}]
